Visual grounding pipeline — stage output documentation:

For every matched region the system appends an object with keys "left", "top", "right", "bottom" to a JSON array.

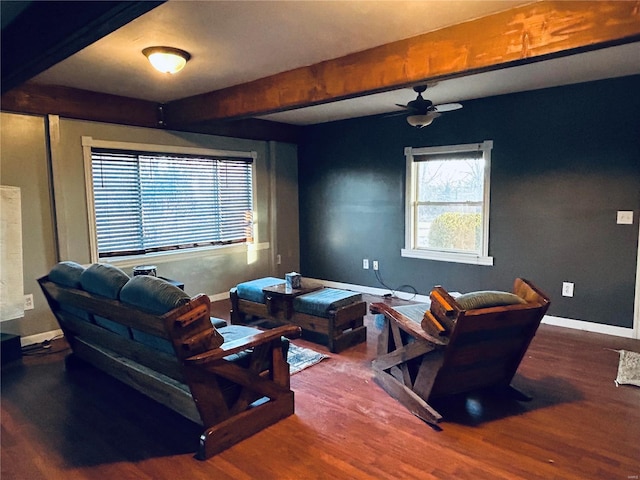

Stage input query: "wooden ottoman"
[{"left": 230, "top": 278, "right": 367, "bottom": 353}]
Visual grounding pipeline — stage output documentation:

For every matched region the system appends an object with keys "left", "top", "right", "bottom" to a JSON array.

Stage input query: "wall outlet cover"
[
  {"left": 616, "top": 211, "right": 633, "bottom": 225},
  {"left": 562, "top": 282, "right": 574, "bottom": 297}
]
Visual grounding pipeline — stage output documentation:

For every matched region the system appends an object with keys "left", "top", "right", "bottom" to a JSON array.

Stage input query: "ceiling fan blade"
[
  {"left": 384, "top": 111, "right": 409, "bottom": 118},
  {"left": 395, "top": 103, "right": 410, "bottom": 109},
  {"left": 433, "top": 103, "right": 463, "bottom": 112}
]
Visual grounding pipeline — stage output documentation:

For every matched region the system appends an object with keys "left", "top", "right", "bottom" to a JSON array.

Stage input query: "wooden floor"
[{"left": 2, "top": 296, "right": 639, "bottom": 479}]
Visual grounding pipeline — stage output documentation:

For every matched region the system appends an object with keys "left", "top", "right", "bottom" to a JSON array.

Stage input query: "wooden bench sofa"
[
  {"left": 39, "top": 262, "right": 301, "bottom": 460},
  {"left": 229, "top": 277, "right": 367, "bottom": 353}
]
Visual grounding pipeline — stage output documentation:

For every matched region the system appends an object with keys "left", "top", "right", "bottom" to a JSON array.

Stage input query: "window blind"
[{"left": 91, "top": 148, "right": 253, "bottom": 257}]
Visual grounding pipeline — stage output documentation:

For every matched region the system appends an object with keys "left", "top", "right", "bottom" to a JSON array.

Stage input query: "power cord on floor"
[
  {"left": 374, "top": 267, "right": 418, "bottom": 301},
  {"left": 21, "top": 334, "right": 69, "bottom": 356}
]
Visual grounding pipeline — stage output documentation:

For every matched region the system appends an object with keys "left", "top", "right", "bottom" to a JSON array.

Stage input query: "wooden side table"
[{"left": 262, "top": 281, "right": 323, "bottom": 319}]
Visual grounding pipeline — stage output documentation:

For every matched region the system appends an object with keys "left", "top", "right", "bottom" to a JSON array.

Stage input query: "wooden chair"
[{"left": 370, "top": 278, "right": 550, "bottom": 426}]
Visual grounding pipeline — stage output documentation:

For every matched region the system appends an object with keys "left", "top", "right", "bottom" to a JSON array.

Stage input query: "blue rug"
[{"left": 288, "top": 343, "right": 329, "bottom": 375}]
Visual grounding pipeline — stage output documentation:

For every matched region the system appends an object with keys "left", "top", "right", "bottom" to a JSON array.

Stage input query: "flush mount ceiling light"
[{"left": 142, "top": 46, "right": 191, "bottom": 74}]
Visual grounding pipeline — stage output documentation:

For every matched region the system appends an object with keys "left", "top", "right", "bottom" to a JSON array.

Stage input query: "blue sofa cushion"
[
  {"left": 120, "top": 275, "right": 190, "bottom": 315},
  {"left": 49, "top": 261, "right": 85, "bottom": 288},
  {"left": 132, "top": 317, "right": 228, "bottom": 355},
  {"left": 48, "top": 262, "right": 92, "bottom": 322},
  {"left": 79, "top": 264, "right": 131, "bottom": 336},
  {"left": 455, "top": 290, "right": 526, "bottom": 311},
  {"left": 235, "top": 277, "right": 285, "bottom": 304},
  {"left": 294, "top": 288, "right": 362, "bottom": 318},
  {"left": 80, "top": 263, "right": 129, "bottom": 299},
  {"left": 94, "top": 316, "right": 132, "bottom": 338}
]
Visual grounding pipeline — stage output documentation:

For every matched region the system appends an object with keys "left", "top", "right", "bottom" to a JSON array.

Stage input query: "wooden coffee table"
[{"left": 262, "top": 280, "right": 323, "bottom": 319}]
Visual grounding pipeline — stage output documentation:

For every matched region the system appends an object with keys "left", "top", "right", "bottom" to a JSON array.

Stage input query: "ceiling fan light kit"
[
  {"left": 398, "top": 85, "right": 462, "bottom": 127},
  {"left": 407, "top": 112, "right": 440, "bottom": 128},
  {"left": 142, "top": 46, "right": 191, "bottom": 74}
]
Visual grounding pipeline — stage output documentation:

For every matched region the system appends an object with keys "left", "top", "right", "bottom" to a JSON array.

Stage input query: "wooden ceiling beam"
[
  {"left": 1, "top": 84, "right": 160, "bottom": 128},
  {"left": 0, "top": 83, "right": 303, "bottom": 143},
  {"left": 164, "top": 0, "right": 640, "bottom": 127}
]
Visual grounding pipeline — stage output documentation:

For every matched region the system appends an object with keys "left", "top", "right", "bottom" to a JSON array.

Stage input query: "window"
[
  {"left": 402, "top": 141, "right": 493, "bottom": 265},
  {"left": 83, "top": 138, "right": 256, "bottom": 260}
]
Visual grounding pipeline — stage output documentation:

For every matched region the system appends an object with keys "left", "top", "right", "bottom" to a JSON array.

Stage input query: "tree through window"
[{"left": 402, "top": 141, "right": 494, "bottom": 265}]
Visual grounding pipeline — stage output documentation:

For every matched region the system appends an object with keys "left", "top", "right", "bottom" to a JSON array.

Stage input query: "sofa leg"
[{"left": 195, "top": 393, "right": 294, "bottom": 460}]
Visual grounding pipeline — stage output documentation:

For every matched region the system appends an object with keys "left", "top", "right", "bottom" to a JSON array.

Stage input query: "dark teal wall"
[{"left": 298, "top": 75, "right": 640, "bottom": 328}]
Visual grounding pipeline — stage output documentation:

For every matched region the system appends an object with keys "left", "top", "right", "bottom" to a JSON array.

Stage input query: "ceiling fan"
[{"left": 396, "top": 85, "right": 462, "bottom": 128}]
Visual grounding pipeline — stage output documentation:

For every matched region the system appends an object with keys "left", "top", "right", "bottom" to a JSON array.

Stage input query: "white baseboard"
[
  {"left": 209, "top": 291, "right": 231, "bottom": 302},
  {"left": 21, "top": 329, "right": 64, "bottom": 347},
  {"left": 541, "top": 315, "right": 635, "bottom": 338}
]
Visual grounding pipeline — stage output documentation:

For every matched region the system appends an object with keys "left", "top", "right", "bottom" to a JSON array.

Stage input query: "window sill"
[
  {"left": 401, "top": 248, "right": 494, "bottom": 266},
  {"left": 100, "top": 241, "right": 269, "bottom": 269}
]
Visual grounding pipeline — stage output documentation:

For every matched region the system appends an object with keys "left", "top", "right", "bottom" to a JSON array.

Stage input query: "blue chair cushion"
[
  {"left": 80, "top": 263, "right": 129, "bottom": 299},
  {"left": 455, "top": 290, "right": 526, "bottom": 311},
  {"left": 120, "top": 275, "right": 190, "bottom": 315},
  {"left": 294, "top": 288, "right": 362, "bottom": 318},
  {"left": 218, "top": 324, "right": 289, "bottom": 364},
  {"left": 210, "top": 317, "right": 227, "bottom": 329},
  {"left": 49, "top": 261, "right": 85, "bottom": 288},
  {"left": 235, "top": 277, "right": 285, "bottom": 304}
]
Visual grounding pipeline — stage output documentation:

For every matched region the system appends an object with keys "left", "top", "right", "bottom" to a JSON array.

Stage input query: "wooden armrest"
[
  {"left": 173, "top": 297, "right": 210, "bottom": 328},
  {"left": 422, "top": 310, "right": 447, "bottom": 336},
  {"left": 185, "top": 325, "right": 302, "bottom": 365},
  {"left": 430, "top": 287, "right": 459, "bottom": 316},
  {"left": 429, "top": 287, "right": 460, "bottom": 333},
  {"left": 370, "top": 302, "right": 448, "bottom": 346}
]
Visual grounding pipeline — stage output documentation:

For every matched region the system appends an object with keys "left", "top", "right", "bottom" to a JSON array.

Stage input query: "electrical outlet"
[
  {"left": 617, "top": 211, "right": 633, "bottom": 225},
  {"left": 362, "top": 259, "right": 369, "bottom": 269},
  {"left": 24, "top": 294, "right": 34, "bottom": 310},
  {"left": 373, "top": 260, "right": 379, "bottom": 271},
  {"left": 562, "top": 282, "right": 574, "bottom": 297}
]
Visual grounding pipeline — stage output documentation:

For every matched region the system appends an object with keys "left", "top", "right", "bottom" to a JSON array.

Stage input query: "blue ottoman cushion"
[
  {"left": 294, "top": 288, "right": 362, "bottom": 318},
  {"left": 236, "top": 277, "right": 285, "bottom": 304}
]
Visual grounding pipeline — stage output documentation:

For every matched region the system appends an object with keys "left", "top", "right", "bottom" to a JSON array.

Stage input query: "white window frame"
[
  {"left": 82, "top": 136, "right": 264, "bottom": 265},
  {"left": 401, "top": 140, "right": 494, "bottom": 266}
]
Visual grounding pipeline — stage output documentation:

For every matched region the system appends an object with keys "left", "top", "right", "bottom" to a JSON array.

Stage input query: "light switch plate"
[{"left": 617, "top": 211, "right": 633, "bottom": 224}]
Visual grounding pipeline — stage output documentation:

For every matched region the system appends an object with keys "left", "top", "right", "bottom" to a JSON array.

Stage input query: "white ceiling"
[{"left": 29, "top": 0, "right": 640, "bottom": 126}]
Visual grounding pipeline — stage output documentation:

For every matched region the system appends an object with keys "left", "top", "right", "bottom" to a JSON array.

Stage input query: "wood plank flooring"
[{"left": 2, "top": 296, "right": 639, "bottom": 479}]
